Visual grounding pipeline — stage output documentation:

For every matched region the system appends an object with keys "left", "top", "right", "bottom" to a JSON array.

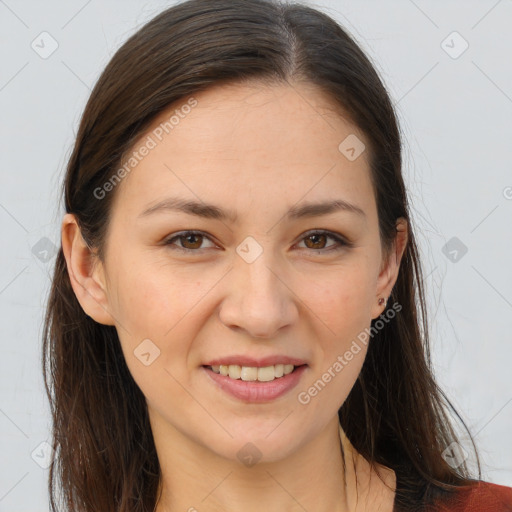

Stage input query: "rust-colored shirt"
[{"left": 416, "top": 481, "right": 512, "bottom": 511}]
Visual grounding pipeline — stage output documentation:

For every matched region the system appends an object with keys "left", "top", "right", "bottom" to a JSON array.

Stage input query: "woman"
[{"left": 42, "top": 0, "right": 512, "bottom": 510}]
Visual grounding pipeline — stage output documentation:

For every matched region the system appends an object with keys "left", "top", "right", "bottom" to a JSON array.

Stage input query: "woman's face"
[{"left": 72, "top": 81, "right": 406, "bottom": 463}]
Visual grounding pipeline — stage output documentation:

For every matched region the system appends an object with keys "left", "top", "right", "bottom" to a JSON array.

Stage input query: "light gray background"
[{"left": 1, "top": 0, "right": 511, "bottom": 510}]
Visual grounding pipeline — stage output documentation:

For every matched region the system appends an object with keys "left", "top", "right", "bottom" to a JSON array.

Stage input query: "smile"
[
  {"left": 203, "top": 364, "right": 308, "bottom": 403},
  {"left": 209, "top": 363, "right": 296, "bottom": 382}
]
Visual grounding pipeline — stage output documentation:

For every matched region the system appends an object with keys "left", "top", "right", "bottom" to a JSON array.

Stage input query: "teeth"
[
  {"left": 257, "top": 366, "right": 275, "bottom": 382},
  {"left": 241, "top": 366, "right": 258, "bottom": 381},
  {"left": 210, "top": 363, "right": 297, "bottom": 381},
  {"left": 228, "top": 365, "right": 241, "bottom": 379}
]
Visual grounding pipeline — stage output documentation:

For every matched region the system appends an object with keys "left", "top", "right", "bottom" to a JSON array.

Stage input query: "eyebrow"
[{"left": 138, "top": 196, "right": 366, "bottom": 222}]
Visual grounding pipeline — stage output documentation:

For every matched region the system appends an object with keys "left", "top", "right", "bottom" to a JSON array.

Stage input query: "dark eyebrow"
[
  {"left": 138, "top": 196, "right": 366, "bottom": 222},
  {"left": 287, "top": 199, "right": 366, "bottom": 220},
  {"left": 138, "top": 197, "right": 239, "bottom": 223}
]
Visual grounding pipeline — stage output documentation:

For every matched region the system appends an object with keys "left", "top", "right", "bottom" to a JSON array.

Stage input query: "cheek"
[
  {"left": 109, "top": 264, "right": 205, "bottom": 409},
  {"left": 295, "top": 262, "right": 375, "bottom": 334},
  {"left": 109, "top": 255, "right": 206, "bottom": 336},
  {"left": 106, "top": 257, "right": 212, "bottom": 386},
  {"left": 294, "top": 264, "right": 374, "bottom": 402}
]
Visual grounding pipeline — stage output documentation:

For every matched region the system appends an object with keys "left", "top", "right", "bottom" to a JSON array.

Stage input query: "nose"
[{"left": 218, "top": 249, "right": 299, "bottom": 339}]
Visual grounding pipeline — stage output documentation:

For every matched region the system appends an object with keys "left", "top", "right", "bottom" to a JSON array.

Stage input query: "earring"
[{"left": 378, "top": 297, "right": 387, "bottom": 306}]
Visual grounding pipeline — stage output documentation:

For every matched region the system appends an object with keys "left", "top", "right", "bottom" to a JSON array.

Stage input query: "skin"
[{"left": 62, "top": 80, "right": 408, "bottom": 512}]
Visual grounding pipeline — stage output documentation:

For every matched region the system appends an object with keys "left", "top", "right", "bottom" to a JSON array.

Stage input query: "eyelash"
[{"left": 163, "top": 229, "right": 352, "bottom": 255}]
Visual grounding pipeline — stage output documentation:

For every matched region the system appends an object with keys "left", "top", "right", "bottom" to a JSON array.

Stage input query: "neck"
[
  {"left": 151, "top": 411, "right": 396, "bottom": 512},
  {"left": 152, "top": 415, "right": 354, "bottom": 512}
]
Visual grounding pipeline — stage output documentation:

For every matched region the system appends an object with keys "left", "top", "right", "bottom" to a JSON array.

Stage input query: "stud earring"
[{"left": 378, "top": 297, "right": 387, "bottom": 306}]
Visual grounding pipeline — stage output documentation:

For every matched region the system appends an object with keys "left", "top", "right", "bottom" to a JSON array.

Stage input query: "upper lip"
[{"left": 203, "top": 355, "right": 307, "bottom": 367}]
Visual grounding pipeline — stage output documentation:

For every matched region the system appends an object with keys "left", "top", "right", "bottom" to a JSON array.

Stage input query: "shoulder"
[{"left": 430, "top": 481, "right": 512, "bottom": 512}]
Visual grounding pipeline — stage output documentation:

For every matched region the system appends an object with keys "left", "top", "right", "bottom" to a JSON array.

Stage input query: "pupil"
[
  {"left": 307, "top": 234, "right": 325, "bottom": 248},
  {"left": 185, "top": 234, "right": 201, "bottom": 248}
]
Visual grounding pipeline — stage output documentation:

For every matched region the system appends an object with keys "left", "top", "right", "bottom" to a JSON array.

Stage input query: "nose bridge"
[
  {"left": 219, "top": 235, "right": 297, "bottom": 337},
  {"left": 235, "top": 235, "right": 285, "bottom": 303}
]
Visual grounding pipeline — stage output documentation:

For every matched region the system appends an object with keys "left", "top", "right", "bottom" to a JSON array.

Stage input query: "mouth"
[
  {"left": 202, "top": 363, "right": 308, "bottom": 403},
  {"left": 204, "top": 363, "right": 307, "bottom": 382}
]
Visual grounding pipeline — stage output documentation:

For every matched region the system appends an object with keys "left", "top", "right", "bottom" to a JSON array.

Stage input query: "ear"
[
  {"left": 61, "top": 213, "right": 115, "bottom": 326},
  {"left": 370, "top": 217, "right": 408, "bottom": 320}
]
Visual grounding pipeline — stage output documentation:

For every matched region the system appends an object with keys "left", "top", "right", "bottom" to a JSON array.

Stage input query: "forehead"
[{"left": 111, "top": 80, "right": 375, "bottom": 221}]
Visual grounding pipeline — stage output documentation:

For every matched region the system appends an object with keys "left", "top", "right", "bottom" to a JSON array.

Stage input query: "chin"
[{"left": 204, "top": 423, "right": 303, "bottom": 465}]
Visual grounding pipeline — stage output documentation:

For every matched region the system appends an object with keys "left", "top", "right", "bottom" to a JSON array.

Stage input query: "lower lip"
[{"left": 202, "top": 365, "right": 307, "bottom": 403}]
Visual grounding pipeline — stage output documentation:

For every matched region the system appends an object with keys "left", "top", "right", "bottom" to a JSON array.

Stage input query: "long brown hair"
[{"left": 42, "top": 0, "right": 480, "bottom": 510}]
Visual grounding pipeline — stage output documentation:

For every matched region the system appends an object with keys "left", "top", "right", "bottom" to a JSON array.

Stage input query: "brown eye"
[
  {"left": 163, "top": 229, "right": 350, "bottom": 255},
  {"left": 180, "top": 233, "right": 203, "bottom": 250},
  {"left": 303, "top": 233, "right": 328, "bottom": 249},
  {"left": 297, "top": 230, "right": 350, "bottom": 253},
  {"left": 164, "top": 231, "right": 216, "bottom": 252}
]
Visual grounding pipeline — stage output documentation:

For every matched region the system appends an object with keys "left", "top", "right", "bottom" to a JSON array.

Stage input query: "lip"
[
  {"left": 202, "top": 364, "right": 308, "bottom": 403},
  {"left": 203, "top": 355, "right": 307, "bottom": 367}
]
